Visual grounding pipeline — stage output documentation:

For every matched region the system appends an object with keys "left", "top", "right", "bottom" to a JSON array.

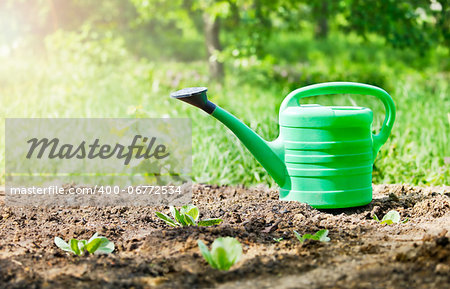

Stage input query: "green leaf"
[
  {"left": 197, "top": 240, "right": 216, "bottom": 268},
  {"left": 293, "top": 230, "right": 305, "bottom": 243},
  {"left": 210, "top": 237, "right": 242, "bottom": 271},
  {"left": 184, "top": 214, "right": 196, "bottom": 226},
  {"left": 88, "top": 232, "right": 99, "bottom": 243},
  {"left": 93, "top": 237, "right": 115, "bottom": 255},
  {"left": 173, "top": 207, "right": 188, "bottom": 226},
  {"left": 302, "top": 233, "right": 315, "bottom": 240},
  {"left": 78, "top": 239, "right": 87, "bottom": 252},
  {"left": 213, "top": 246, "right": 231, "bottom": 270},
  {"left": 155, "top": 212, "right": 177, "bottom": 227},
  {"left": 86, "top": 238, "right": 103, "bottom": 254},
  {"left": 375, "top": 210, "right": 407, "bottom": 225},
  {"left": 170, "top": 206, "right": 187, "bottom": 226},
  {"left": 181, "top": 204, "right": 199, "bottom": 222},
  {"left": 373, "top": 214, "right": 380, "bottom": 222},
  {"left": 198, "top": 218, "right": 223, "bottom": 227},
  {"left": 54, "top": 237, "right": 72, "bottom": 253},
  {"left": 56, "top": 234, "right": 113, "bottom": 255},
  {"left": 294, "top": 230, "right": 330, "bottom": 243},
  {"left": 314, "top": 229, "right": 330, "bottom": 242},
  {"left": 169, "top": 206, "right": 178, "bottom": 222},
  {"left": 381, "top": 210, "right": 401, "bottom": 224},
  {"left": 70, "top": 239, "right": 81, "bottom": 256}
]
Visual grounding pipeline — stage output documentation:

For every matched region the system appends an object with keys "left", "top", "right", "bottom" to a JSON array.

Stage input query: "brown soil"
[{"left": 0, "top": 184, "right": 449, "bottom": 289}]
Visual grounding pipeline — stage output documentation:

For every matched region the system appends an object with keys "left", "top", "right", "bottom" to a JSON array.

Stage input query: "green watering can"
[{"left": 171, "top": 82, "right": 395, "bottom": 208}]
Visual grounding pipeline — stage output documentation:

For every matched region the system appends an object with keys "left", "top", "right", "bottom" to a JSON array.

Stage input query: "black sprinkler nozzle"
[{"left": 170, "top": 87, "right": 216, "bottom": 114}]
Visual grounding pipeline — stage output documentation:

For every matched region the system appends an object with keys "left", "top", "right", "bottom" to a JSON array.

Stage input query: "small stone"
[
  {"left": 293, "top": 214, "right": 305, "bottom": 223},
  {"left": 435, "top": 263, "right": 450, "bottom": 275}
]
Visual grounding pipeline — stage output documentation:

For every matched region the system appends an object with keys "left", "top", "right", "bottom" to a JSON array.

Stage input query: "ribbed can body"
[{"left": 279, "top": 106, "right": 374, "bottom": 208}]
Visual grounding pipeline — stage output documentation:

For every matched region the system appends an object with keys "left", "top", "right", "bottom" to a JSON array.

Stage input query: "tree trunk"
[
  {"left": 314, "top": 2, "right": 329, "bottom": 39},
  {"left": 203, "top": 13, "right": 224, "bottom": 82}
]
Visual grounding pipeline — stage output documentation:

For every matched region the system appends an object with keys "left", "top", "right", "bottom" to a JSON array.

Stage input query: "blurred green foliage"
[
  {"left": 0, "top": 1, "right": 448, "bottom": 186},
  {"left": 2, "top": 1, "right": 448, "bottom": 64}
]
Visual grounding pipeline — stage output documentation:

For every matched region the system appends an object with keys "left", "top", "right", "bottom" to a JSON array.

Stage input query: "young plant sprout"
[
  {"left": 155, "top": 204, "right": 223, "bottom": 227},
  {"left": 273, "top": 237, "right": 284, "bottom": 243},
  {"left": 197, "top": 237, "right": 242, "bottom": 271},
  {"left": 54, "top": 232, "right": 114, "bottom": 256},
  {"left": 373, "top": 210, "right": 408, "bottom": 225},
  {"left": 294, "top": 229, "right": 330, "bottom": 243}
]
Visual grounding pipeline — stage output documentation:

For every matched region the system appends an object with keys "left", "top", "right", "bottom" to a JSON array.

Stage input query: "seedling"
[
  {"left": 54, "top": 232, "right": 114, "bottom": 256},
  {"left": 197, "top": 237, "right": 242, "bottom": 271},
  {"left": 294, "top": 229, "right": 330, "bottom": 243},
  {"left": 373, "top": 210, "right": 408, "bottom": 225},
  {"left": 273, "top": 237, "right": 284, "bottom": 243},
  {"left": 155, "top": 204, "right": 223, "bottom": 227}
]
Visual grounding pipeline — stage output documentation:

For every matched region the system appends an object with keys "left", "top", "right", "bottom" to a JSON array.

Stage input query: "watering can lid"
[{"left": 279, "top": 104, "right": 373, "bottom": 128}]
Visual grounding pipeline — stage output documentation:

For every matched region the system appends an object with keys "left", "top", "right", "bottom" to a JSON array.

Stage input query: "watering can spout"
[
  {"left": 170, "top": 87, "right": 289, "bottom": 187},
  {"left": 172, "top": 83, "right": 396, "bottom": 208}
]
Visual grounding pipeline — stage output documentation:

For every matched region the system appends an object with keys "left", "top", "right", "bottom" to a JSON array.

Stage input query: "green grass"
[{"left": 1, "top": 31, "right": 449, "bottom": 186}]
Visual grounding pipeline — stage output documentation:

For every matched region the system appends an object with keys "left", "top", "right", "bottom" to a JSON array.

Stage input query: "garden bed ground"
[{"left": 0, "top": 184, "right": 449, "bottom": 289}]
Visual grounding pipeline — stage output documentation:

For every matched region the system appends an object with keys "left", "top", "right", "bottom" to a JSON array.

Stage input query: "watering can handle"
[{"left": 280, "top": 82, "right": 396, "bottom": 160}]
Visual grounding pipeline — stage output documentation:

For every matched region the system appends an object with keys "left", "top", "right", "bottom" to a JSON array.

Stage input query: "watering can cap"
[{"left": 279, "top": 105, "right": 373, "bottom": 128}]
